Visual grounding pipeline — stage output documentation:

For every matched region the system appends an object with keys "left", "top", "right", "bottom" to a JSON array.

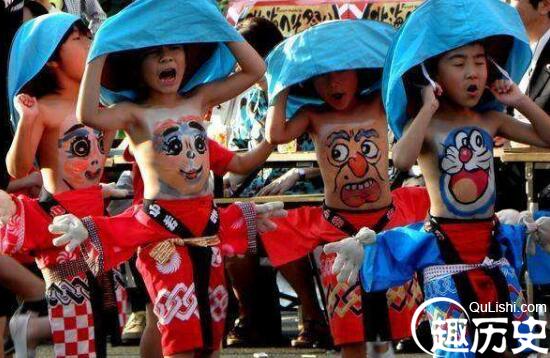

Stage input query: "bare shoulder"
[
  {"left": 36, "top": 97, "right": 72, "bottom": 127},
  {"left": 110, "top": 101, "right": 146, "bottom": 123},
  {"left": 480, "top": 110, "right": 508, "bottom": 130}
]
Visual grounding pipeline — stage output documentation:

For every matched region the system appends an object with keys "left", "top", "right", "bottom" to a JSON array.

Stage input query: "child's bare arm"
[
  {"left": 102, "top": 130, "right": 118, "bottom": 154},
  {"left": 265, "top": 89, "right": 310, "bottom": 144},
  {"left": 226, "top": 139, "right": 274, "bottom": 174},
  {"left": 77, "top": 56, "right": 139, "bottom": 131},
  {"left": 6, "top": 95, "right": 45, "bottom": 178},
  {"left": 392, "top": 86, "right": 439, "bottom": 171},
  {"left": 196, "top": 41, "right": 266, "bottom": 111},
  {"left": 490, "top": 80, "right": 550, "bottom": 147}
]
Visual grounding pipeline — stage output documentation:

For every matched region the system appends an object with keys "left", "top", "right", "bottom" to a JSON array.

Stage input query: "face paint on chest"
[
  {"left": 58, "top": 124, "right": 105, "bottom": 188},
  {"left": 152, "top": 117, "right": 210, "bottom": 196},
  {"left": 322, "top": 128, "right": 384, "bottom": 208},
  {"left": 439, "top": 126, "right": 495, "bottom": 216}
]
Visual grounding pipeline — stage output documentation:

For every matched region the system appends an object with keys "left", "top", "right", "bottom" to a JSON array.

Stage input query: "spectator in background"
[
  {"left": 225, "top": 17, "right": 329, "bottom": 349},
  {"left": 48, "top": 0, "right": 106, "bottom": 32},
  {"left": 495, "top": 0, "right": 550, "bottom": 212},
  {"left": 515, "top": 0, "right": 550, "bottom": 114}
]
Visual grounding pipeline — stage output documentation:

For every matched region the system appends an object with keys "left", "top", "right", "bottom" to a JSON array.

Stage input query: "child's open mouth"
[
  {"left": 466, "top": 84, "right": 479, "bottom": 96},
  {"left": 158, "top": 68, "right": 177, "bottom": 86},
  {"left": 331, "top": 93, "right": 344, "bottom": 100}
]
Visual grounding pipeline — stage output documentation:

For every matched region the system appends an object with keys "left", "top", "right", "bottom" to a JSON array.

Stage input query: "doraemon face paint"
[
  {"left": 152, "top": 116, "right": 210, "bottom": 197},
  {"left": 439, "top": 127, "right": 494, "bottom": 216},
  {"left": 58, "top": 122, "right": 105, "bottom": 189}
]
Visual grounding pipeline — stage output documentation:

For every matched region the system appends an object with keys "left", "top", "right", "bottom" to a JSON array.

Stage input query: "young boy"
[
  {"left": 327, "top": 0, "right": 550, "bottom": 355},
  {"left": 262, "top": 20, "right": 430, "bottom": 357},
  {"left": 0, "top": 13, "right": 129, "bottom": 358},
  {"left": 49, "top": 1, "right": 285, "bottom": 356}
]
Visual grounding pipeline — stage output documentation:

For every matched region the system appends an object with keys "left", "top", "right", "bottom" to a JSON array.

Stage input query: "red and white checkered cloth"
[{"left": 49, "top": 301, "right": 96, "bottom": 357}]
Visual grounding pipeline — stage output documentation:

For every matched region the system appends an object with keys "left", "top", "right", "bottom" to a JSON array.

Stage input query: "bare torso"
[
  {"left": 419, "top": 110, "right": 501, "bottom": 219},
  {"left": 37, "top": 97, "right": 110, "bottom": 194},
  {"left": 125, "top": 97, "right": 213, "bottom": 200},
  {"left": 306, "top": 96, "right": 392, "bottom": 211}
]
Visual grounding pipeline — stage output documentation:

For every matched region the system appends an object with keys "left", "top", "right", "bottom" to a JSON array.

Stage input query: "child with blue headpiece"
[
  {"left": 48, "top": 0, "right": 287, "bottom": 356},
  {"left": 259, "top": 19, "right": 432, "bottom": 357},
  {"left": 326, "top": 0, "right": 550, "bottom": 356},
  {"left": 0, "top": 12, "right": 131, "bottom": 358}
]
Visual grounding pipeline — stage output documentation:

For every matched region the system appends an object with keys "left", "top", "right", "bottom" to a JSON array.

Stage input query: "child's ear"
[{"left": 540, "top": 0, "right": 550, "bottom": 16}]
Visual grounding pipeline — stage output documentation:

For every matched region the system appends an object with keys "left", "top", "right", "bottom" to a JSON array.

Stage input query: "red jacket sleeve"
[{"left": 208, "top": 139, "right": 235, "bottom": 176}]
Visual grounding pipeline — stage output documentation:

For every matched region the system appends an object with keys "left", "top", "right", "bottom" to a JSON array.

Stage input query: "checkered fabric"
[
  {"left": 113, "top": 269, "right": 129, "bottom": 332},
  {"left": 49, "top": 300, "right": 96, "bottom": 357}
]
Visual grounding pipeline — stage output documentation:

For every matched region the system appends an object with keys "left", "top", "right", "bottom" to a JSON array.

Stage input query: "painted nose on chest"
[
  {"left": 459, "top": 146, "right": 473, "bottom": 163},
  {"left": 348, "top": 153, "right": 368, "bottom": 177}
]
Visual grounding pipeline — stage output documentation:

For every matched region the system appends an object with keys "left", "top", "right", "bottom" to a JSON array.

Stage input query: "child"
[
  {"left": 49, "top": 1, "right": 285, "bottom": 356},
  {"left": 327, "top": 0, "right": 550, "bottom": 356},
  {"left": 262, "top": 20, "right": 430, "bottom": 357},
  {"left": 0, "top": 13, "right": 129, "bottom": 358}
]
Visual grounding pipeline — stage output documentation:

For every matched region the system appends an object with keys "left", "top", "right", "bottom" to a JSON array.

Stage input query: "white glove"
[
  {"left": 100, "top": 182, "right": 131, "bottom": 199},
  {"left": 49, "top": 214, "right": 89, "bottom": 253},
  {"left": 253, "top": 201, "right": 287, "bottom": 233},
  {"left": 323, "top": 227, "right": 376, "bottom": 284},
  {"left": 522, "top": 214, "right": 550, "bottom": 255},
  {"left": 496, "top": 209, "right": 521, "bottom": 225},
  {"left": 0, "top": 191, "right": 16, "bottom": 227}
]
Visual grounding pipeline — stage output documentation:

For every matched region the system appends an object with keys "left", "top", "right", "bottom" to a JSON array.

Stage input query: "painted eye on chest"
[
  {"left": 331, "top": 144, "right": 349, "bottom": 162},
  {"left": 195, "top": 136, "right": 206, "bottom": 154},
  {"left": 97, "top": 132, "right": 105, "bottom": 154},
  {"left": 69, "top": 136, "right": 91, "bottom": 157},
  {"left": 163, "top": 136, "right": 183, "bottom": 156},
  {"left": 361, "top": 141, "right": 378, "bottom": 159}
]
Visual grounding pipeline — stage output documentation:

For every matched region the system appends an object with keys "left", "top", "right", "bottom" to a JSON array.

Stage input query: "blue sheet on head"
[
  {"left": 265, "top": 20, "right": 395, "bottom": 118},
  {"left": 382, "top": 0, "right": 532, "bottom": 139},
  {"left": 7, "top": 13, "right": 80, "bottom": 129},
  {"left": 88, "top": 0, "right": 243, "bottom": 105}
]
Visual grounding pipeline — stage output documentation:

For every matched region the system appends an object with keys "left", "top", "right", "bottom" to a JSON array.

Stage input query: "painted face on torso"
[
  {"left": 310, "top": 107, "right": 391, "bottom": 210},
  {"left": 57, "top": 115, "right": 105, "bottom": 189},
  {"left": 138, "top": 106, "right": 211, "bottom": 199},
  {"left": 420, "top": 122, "right": 496, "bottom": 219}
]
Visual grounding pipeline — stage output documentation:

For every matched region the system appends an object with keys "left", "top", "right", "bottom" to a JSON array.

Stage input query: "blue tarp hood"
[
  {"left": 383, "top": 0, "right": 532, "bottom": 139},
  {"left": 8, "top": 13, "right": 80, "bottom": 128},
  {"left": 88, "top": 0, "right": 243, "bottom": 105},
  {"left": 266, "top": 19, "right": 395, "bottom": 118}
]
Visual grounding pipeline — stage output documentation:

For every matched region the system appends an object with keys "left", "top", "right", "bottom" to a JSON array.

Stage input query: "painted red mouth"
[
  {"left": 179, "top": 166, "right": 203, "bottom": 180},
  {"left": 340, "top": 178, "right": 381, "bottom": 207},
  {"left": 449, "top": 168, "right": 489, "bottom": 204},
  {"left": 85, "top": 168, "right": 101, "bottom": 181}
]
